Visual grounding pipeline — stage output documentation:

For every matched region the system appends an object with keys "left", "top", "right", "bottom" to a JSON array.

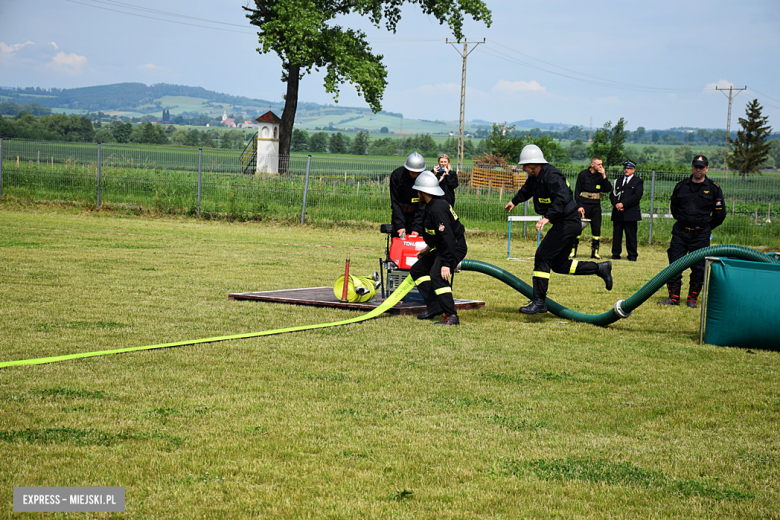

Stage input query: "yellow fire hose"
[
  {"left": 333, "top": 274, "right": 378, "bottom": 302},
  {"left": 0, "top": 276, "right": 415, "bottom": 369}
]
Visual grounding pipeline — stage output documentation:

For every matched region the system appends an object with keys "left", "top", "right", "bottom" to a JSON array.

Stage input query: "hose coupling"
[
  {"left": 455, "top": 261, "right": 462, "bottom": 273},
  {"left": 614, "top": 299, "right": 632, "bottom": 319}
]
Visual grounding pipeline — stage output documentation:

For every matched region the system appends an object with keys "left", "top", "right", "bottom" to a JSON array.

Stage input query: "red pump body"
[{"left": 388, "top": 235, "right": 427, "bottom": 270}]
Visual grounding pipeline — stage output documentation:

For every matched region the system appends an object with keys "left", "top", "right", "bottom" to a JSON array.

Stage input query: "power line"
[
  {"left": 66, "top": 0, "right": 256, "bottom": 33},
  {"left": 66, "top": 0, "right": 441, "bottom": 41},
  {"left": 477, "top": 41, "right": 708, "bottom": 94}
]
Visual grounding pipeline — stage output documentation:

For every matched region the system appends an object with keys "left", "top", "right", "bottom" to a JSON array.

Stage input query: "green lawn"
[{"left": 0, "top": 207, "right": 778, "bottom": 518}]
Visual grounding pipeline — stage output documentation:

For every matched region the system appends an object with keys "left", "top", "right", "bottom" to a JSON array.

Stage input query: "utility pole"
[
  {"left": 715, "top": 85, "right": 747, "bottom": 175},
  {"left": 447, "top": 38, "right": 484, "bottom": 174}
]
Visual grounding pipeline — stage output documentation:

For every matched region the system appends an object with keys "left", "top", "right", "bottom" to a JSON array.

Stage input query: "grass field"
[{"left": 1, "top": 207, "right": 779, "bottom": 518}]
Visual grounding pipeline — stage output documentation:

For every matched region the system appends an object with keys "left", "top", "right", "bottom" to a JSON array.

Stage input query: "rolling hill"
[{"left": 0, "top": 83, "right": 572, "bottom": 134}]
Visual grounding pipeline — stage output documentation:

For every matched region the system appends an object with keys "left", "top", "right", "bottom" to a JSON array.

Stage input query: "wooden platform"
[{"left": 228, "top": 287, "right": 485, "bottom": 316}]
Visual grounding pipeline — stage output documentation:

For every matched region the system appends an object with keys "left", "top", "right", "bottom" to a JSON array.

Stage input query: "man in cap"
[
  {"left": 609, "top": 160, "right": 644, "bottom": 261},
  {"left": 570, "top": 156, "right": 612, "bottom": 259},
  {"left": 410, "top": 171, "right": 468, "bottom": 325},
  {"left": 389, "top": 152, "right": 426, "bottom": 237},
  {"left": 659, "top": 155, "right": 726, "bottom": 308},
  {"left": 504, "top": 144, "right": 613, "bottom": 315}
]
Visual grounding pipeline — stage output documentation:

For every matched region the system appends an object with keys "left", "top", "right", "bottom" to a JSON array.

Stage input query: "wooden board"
[{"left": 228, "top": 286, "right": 485, "bottom": 316}]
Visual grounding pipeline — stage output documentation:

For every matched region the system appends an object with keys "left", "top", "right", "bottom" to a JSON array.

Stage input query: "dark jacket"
[
  {"left": 433, "top": 167, "right": 459, "bottom": 207},
  {"left": 389, "top": 166, "right": 423, "bottom": 233},
  {"left": 421, "top": 197, "right": 465, "bottom": 268},
  {"left": 670, "top": 176, "right": 726, "bottom": 230},
  {"left": 609, "top": 175, "right": 644, "bottom": 222},
  {"left": 511, "top": 163, "right": 578, "bottom": 223},
  {"left": 574, "top": 168, "right": 612, "bottom": 207}
]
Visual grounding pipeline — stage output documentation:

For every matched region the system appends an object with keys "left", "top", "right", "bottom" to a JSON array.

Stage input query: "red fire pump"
[{"left": 378, "top": 225, "right": 426, "bottom": 302}]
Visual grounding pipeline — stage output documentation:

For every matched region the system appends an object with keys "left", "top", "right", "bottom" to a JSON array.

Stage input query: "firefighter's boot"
[
  {"left": 434, "top": 314, "right": 460, "bottom": 325},
  {"left": 591, "top": 238, "right": 601, "bottom": 259},
  {"left": 417, "top": 301, "right": 443, "bottom": 320},
  {"left": 568, "top": 240, "right": 578, "bottom": 260},
  {"left": 686, "top": 284, "right": 702, "bottom": 309},
  {"left": 596, "top": 261, "right": 613, "bottom": 291},
  {"left": 658, "top": 282, "right": 681, "bottom": 306},
  {"left": 520, "top": 298, "right": 548, "bottom": 314}
]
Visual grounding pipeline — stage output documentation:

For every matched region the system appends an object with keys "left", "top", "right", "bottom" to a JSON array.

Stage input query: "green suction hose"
[{"left": 461, "top": 245, "right": 780, "bottom": 327}]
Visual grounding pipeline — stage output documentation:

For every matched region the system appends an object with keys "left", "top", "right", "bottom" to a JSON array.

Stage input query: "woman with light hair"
[{"left": 432, "top": 153, "right": 459, "bottom": 208}]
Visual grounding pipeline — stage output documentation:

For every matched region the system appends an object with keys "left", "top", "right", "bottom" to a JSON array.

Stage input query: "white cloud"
[
  {"left": 491, "top": 80, "right": 547, "bottom": 94},
  {"left": 48, "top": 51, "right": 87, "bottom": 75},
  {"left": 50, "top": 42, "right": 59, "bottom": 50},
  {"left": 0, "top": 40, "right": 35, "bottom": 56},
  {"left": 705, "top": 79, "right": 734, "bottom": 90}
]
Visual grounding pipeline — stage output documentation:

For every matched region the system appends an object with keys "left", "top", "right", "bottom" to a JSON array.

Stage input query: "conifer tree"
[{"left": 729, "top": 99, "right": 772, "bottom": 178}]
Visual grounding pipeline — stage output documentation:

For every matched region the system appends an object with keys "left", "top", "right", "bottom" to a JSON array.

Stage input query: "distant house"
[{"left": 221, "top": 110, "right": 236, "bottom": 128}]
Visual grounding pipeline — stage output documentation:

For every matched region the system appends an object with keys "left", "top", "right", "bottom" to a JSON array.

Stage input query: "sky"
[{"left": 1, "top": 0, "right": 779, "bottom": 131}]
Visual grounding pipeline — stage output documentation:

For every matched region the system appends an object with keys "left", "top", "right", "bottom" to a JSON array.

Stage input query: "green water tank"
[{"left": 704, "top": 257, "right": 780, "bottom": 350}]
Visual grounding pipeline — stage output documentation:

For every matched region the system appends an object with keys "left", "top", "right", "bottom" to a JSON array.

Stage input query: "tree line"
[
  {"left": 290, "top": 129, "right": 484, "bottom": 158},
  {"left": 0, "top": 111, "right": 253, "bottom": 149},
  {"left": 2, "top": 99, "right": 776, "bottom": 173}
]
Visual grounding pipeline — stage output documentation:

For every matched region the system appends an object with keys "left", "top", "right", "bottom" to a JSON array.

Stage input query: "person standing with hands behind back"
[
  {"left": 433, "top": 153, "right": 459, "bottom": 208},
  {"left": 658, "top": 155, "right": 726, "bottom": 308},
  {"left": 609, "top": 160, "right": 644, "bottom": 261}
]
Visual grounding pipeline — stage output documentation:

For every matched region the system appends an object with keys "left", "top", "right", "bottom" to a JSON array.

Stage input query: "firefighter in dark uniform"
[
  {"left": 389, "top": 152, "right": 426, "bottom": 237},
  {"left": 410, "top": 171, "right": 468, "bottom": 325},
  {"left": 504, "top": 145, "right": 613, "bottom": 315},
  {"left": 570, "top": 156, "right": 612, "bottom": 259},
  {"left": 609, "top": 160, "right": 644, "bottom": 261},
  {"left": 659, "top": 154, "right": 726, "bottom": 308}
]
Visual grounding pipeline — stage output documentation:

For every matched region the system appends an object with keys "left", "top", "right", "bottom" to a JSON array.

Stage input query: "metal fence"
[{"left": 1, "top": 138, "right": 778, "bottom": 248}]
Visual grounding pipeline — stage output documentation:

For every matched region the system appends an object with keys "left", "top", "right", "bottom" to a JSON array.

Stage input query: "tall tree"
[
  {"left": 605, "top": 117, "right": 627, "bottom": 167},
  {"left": 728, "top": 99, "right": 772, "bottom": 178},
  {"left": 291, "top": 129, "right": 310, "bottom": 152},
  {"left": 587, "top": 121, "right": 612, "bottom": 164},
  {"left": 587, "top": 118, "right": 627, "bottom": 168},
  {"left": 308, "top": 131, "right": 329, "bottom": 153},
  {"left": 350, "top": 131, "right": 370, "bottom": 155},
  {"left": 633, "top": 126, "right": 646, "bottom": 144},
  {"left": 329, "top": 132, "right": 347, "bottom": 154},
  {"left": 243, "top": 0, "right": 492, "bottom": 166}
]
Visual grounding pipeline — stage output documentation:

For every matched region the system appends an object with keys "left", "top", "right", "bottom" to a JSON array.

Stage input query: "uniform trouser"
[
  {"left": 393, "top": 211, "right": 419, "bottom": 236},
  {"left": 411, "top": 237, "right": 468, "bottom": 316},
  {"left": 667, "top": 227, "right": 710, "bottom": 287},
  {"left": 574, "top": 203, "right": 603, "bottom": 250},
  {"left": 612, "top": 220, "right": 638, "bottom": 260},
  {"left": 533, "top": 217, "right": 599, "bottom": 301}
]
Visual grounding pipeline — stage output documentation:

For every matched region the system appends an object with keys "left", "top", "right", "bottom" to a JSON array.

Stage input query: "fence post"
[
  {"left": 198, "top": 148, "right": 202, "bottom": 217},
  {"left": 96, "top": 143, "right": 102, "bottom": 211},
  {"left": 301, "top": 155, "right": 312, "bottom": 225},
  {"left": 0, "top": 138, "right": 3, "bottom": 200},
  {"left": 648, "top": 168, "right": 656, "bottom": 244}
]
